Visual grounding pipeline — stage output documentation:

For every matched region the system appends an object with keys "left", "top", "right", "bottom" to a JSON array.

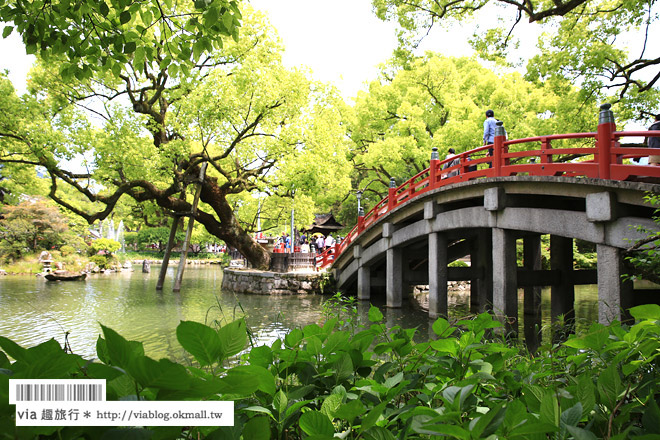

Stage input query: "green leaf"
[
  {"left": 226, "top": 365, "right": 275, "bottom": 395},
  {"left": 284, "top": 328, "right": 303, "bottom": 348},
  {"left": 431, "top": 317, "right": 454, "bottom": 336},
  {"left": 249, "top": 345, "right": 273, "bottom": 368},
  {"left": 98, "top": 2, "right": 109, "bottom": 16},
  {"left": 576, "top": 374, "right": 596, "bottom": 418},
  {"left": 597, "top": 364, "right": 622, "bottom": 408},
  {"left": 540, "top": 391, "right": 559, "bottom": 427},
  {"left": 643, "top": 397, "right": 660, "bottom": 434},
  {"left": 2, "top": 26, "right": 13, "bottom": 38},
  {"left": 430, "top": 338, "right": 458, "bottom": 356},
  {"left": 363, "top": 426, "right": 397, "bottom": 440},
  {"left": 245, "top": 406, "right": 274, "bottom": 418},
  {"left": 469, "top": 403, "right": 506, "bottom": 438},
  {"left": 0, "top": 350, "right": 9, "bottom": 369},
  {"left": 273, "top": 390, "right": 287, "bottom": 416},
  {"left": 127, "top": 356, "right": 191, "bottom": 391},
  {"left": 368, "top": 305, "right": 384, "bottom": 322},
  {"left": 120, "top": 10, "right": 131, "bottom": 24},
  {"left": 299, "top": 411, "right": 334, "bottom": 437},
  {"left": 522, "top": 384, "right": 545, "bottom": 413},
  {"left": 204, "top": 6, "right": 218, "bottom": 28},
  {"left": 96, "top": 336, "right": 110, "bottom": 364},
  {"left": 243, "top": 416, "right": 271, "bottom": 440},
  {"left": 217, "top": 319, "right": 247, "bottom": 359},
  {"left": 321, "top": 393, "right": 343, "bottom": 419},
  {"left": 124, "top": 41, "right": 136, "bottom": 53},
  {"left": 414, "top": 423, "right": 471, "bottom": 439},
  {"left": 560, "top": 402, "right": 583, "bottom": 439},
  {"left": 629, "top": 304, "right": 660, "bottom": 321},
  {"left": 334, "top": 399, "right": 365, "bottom": 424},
  {"left": 100, "top": 325, "right": 144, "bottom": 369},
  {"left": 509, "top": 422, "right": 558, "bottom": 438},
  {"left": 566, "top": 426, "right": 599, "bottom": 440},
  {"left": 360, "top": 401, "right": 387, "bottom": 433},
  {"left": 140, "top": 9, "right": 153, "bottom": 25},
  {"left": 0, "top": 336, "right": 28, "bottom": 362},
  {"left": 176, "top": 321, "right": 221, "bottom": 367}
]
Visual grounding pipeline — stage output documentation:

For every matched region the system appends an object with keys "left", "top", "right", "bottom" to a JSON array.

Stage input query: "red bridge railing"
[{"left": 316, "top": 104, "right": 660, "bottom": 270}]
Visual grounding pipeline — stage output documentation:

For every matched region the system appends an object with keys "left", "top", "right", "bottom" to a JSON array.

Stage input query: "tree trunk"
[{"left": 194, "top": 180, "right": 271, "bottom": 270}]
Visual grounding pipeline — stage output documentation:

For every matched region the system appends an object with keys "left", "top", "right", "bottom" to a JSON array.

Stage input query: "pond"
[{"left": 0, "top": 266, "right": 601, "bottom": 361}]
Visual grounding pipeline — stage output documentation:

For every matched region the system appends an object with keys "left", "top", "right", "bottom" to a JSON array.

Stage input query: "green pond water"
[{"left": 0, "top": 266, "right": 601, "bottom": 361}]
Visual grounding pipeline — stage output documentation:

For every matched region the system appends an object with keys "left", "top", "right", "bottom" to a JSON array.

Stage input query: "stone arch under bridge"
[{"left": 332, "top": 176, "right": 660, "bottom": 338}]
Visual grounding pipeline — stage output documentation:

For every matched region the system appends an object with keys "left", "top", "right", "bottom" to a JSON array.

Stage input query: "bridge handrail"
[{"left": 319, "top": 125, "right": 660, "bottom": 270}]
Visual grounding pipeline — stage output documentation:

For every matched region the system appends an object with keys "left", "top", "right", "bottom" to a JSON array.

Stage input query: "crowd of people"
[{"left": 275, "top": 232, "right": 338, "bottom": 254}]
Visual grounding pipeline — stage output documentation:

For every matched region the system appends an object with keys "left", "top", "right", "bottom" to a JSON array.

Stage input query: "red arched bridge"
[{"left": 316, "top": 104, "right": 660, "bottom": 337}]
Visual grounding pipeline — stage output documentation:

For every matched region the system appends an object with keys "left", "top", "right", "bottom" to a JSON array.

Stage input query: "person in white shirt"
[
  {"left": 324, "top": 234, "right": 336, "bottom": 251},
  {"left": 315, "top": 235, "right": 325, "bottom": 253}
]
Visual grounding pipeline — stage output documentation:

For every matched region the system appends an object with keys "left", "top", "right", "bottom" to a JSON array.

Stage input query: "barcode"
[{"left": 9, "top": 380, "right": 106, "bottom": 403}]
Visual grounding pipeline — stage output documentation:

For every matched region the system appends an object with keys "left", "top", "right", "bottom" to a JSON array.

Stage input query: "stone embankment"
[
  {"left": 222, "top": 268, "right": 331, "bottom": 295},
  {"left": 130, "top": 259, "right": 225, "bottom": 265},
  {"left": 410, "top": 281, "right": 471, "bottom": 312}
]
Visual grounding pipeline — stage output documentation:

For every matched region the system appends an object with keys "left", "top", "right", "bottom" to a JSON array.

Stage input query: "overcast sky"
[{"left": 0, "top": 0, "right": 478, "bottom": 98}]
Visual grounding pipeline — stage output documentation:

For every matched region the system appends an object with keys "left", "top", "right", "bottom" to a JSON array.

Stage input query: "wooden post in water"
[
  {"left": 156, "top": 214, "right": 181, "bottom": 290},
  {"left": 173, "top": 162, "right": 208, "bottom": 292}
]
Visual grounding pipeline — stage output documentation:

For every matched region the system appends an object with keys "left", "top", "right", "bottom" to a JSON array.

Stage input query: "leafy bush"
[
  {"left": 88, "top": 254, "right": 110, "bottom": 269},
  {"left": 625, "top": 192, "right": 660, "bottom": 283},
  {"left": 2, "top": 305, "right": 660, "bottom": 439},
  {"left": 90, "top": 238, "right": 121, "bottom": 256},
  {"left": 448, "top": 259, "right": 468, "bottom": 267},
  {"left": 59, "top": 245, "right": 76, "bottom": 257}
]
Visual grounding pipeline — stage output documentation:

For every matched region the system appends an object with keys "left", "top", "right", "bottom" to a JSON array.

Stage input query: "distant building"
[{"left": 303, "top": 213, "right": 344, "bottom": 235}]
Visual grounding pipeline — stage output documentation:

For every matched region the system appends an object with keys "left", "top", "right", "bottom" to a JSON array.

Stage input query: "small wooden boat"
[{"left": 44, "top": 272, "right": 87, "bottom": 281}]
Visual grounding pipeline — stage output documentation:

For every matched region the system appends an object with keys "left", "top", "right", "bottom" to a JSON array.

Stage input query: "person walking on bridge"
[{"left": 483, "top": 109, "right": 497, "bottom": 168}]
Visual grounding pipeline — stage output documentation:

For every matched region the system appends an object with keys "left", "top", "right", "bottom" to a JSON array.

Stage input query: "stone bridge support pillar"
[
  {"left": 597, "top": 244, "right": 633, "bottom": 324},
  {"left": 355, "top": 245, "right": 371, "bottom": 301},
  {"left": 523, "top": 235, "right": 542, "bottom": 350},
  {"left": 428, "top": 231, "right": 448, "bottom": 319},
  {"left": 470, "top": 229, "right": 492, "bottom": 313},
  {"left": 492, "top": 228, "right": 518, "bottom": 335},
  {"left": 551, "top": 235, "right": 575, "bottom": 326},
  {"left": 384, "top": 223, "right": 403, "bottom": 308}
]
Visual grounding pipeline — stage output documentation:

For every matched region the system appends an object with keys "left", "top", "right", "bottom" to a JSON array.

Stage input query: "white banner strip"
[{"left": 14, "top": 401, "right": 234, "bottom": 426}]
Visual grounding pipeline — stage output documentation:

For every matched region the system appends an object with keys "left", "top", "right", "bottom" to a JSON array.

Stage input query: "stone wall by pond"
[{"left": 222, "top": 268, "right": 333, "bottom": 295}]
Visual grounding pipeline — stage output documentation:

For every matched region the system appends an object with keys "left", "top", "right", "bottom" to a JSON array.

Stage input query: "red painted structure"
[{"left": 315, "top": 105, "right": 660, "bottom": 270}]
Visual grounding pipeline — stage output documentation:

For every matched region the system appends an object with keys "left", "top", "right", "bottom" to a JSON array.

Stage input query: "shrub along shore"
[{"left": 1, "top": 298, "right": 659, "bottom": 439}]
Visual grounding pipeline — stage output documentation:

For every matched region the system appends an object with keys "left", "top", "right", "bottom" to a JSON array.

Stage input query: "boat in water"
[{"left": 44, "top": 272, "right": 87, "bottom": 281}]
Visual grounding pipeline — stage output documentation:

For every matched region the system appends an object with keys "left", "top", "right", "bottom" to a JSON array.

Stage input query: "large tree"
[
  {"left": 344, "top": 54, "right": 595, "bottom": 219},
  {"left": 372, "top": 0, "right": 660, "bottom": 108},
  {"left": 0, "top": 9, "right": 351, "bottom": 269}
]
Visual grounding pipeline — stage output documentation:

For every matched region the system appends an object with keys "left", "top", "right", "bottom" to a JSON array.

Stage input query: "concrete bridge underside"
[{"left": 333, "top": 177, "right": 660, "bottom": 337}]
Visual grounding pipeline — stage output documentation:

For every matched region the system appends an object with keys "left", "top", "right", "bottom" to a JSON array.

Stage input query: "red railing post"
[
  {"left": 597, "top": 103, "right": 615, "bottom": 179},
  {"left": 387, "top": 177, "right": 396, "bottom": 211},
  {"left": 357, "top": 207, "right": 365, "bottom": 234},
  {"left": 493, "top": 121, "right": 506, "bottom": 176},
  {"left": 429, "top": 147, "right": 439, "bottom": 189}
]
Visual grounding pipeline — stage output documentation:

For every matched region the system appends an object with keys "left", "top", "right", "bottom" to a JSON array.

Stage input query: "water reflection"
[
  {"left": 0, "top": 268, "right": 429, "bottom": 361},
  {"left": 0, "top": 267, "right": 601, "bottom": 362}
]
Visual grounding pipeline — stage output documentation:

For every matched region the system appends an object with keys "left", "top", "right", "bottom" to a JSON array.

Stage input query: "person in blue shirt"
[{"left": 483, "top": 109, "right": 497, "bottom": 168}]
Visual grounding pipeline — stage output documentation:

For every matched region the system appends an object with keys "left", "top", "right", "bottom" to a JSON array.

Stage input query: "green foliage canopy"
[
  {"left": 0, "top": 0, "right": 242, "bottom": 81},
  {"left": 346, "top": 55, "right": 593, "bottom": 215},
  {"left": 372, "top": 0, "right": 660, "bottom": 107}
]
